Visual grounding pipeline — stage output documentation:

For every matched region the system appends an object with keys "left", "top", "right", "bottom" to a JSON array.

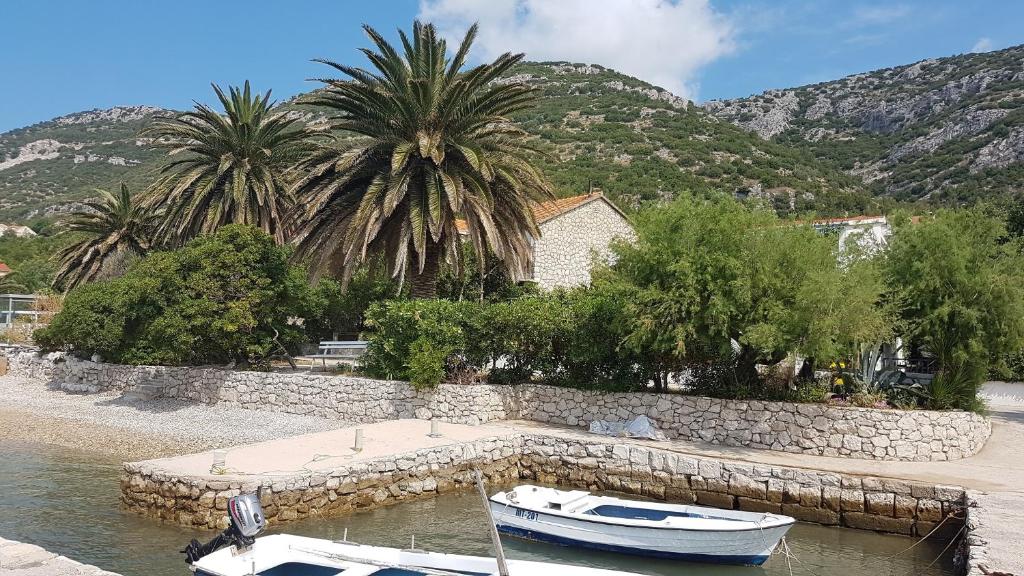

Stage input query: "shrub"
[
  {"left": 361, "top": 289, "right": 647, "bottom": 390},
  {"left": 362, "top": 299, "right": 473, "bottom": 387},
  {"left": 36, "top": 225, "right": 314, "bottom": 367},
  {"left": 883, "top": 210, "right": 1024, "bottom": 410}
]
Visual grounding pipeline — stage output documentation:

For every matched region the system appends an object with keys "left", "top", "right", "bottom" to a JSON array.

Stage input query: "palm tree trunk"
[{"left": 410, "top": 243, "right": 441, "bottom": 299}]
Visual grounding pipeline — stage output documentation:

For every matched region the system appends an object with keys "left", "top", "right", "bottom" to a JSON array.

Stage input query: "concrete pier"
[
  {"left": 121, "top": 419, "right": 968, "bottom": 539},
  {"left": 0, "top": 537, "right": 120, "bottom": 575}
]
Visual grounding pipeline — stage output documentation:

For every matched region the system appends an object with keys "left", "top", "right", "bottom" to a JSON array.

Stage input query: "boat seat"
[{"left": 545, "top": 490, "right": 590, "bottom": 511}]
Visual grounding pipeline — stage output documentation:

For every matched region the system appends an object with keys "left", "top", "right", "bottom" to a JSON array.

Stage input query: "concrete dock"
[
  {"left": 0, "top": 537, "right": 119, "bottom": 576},
  {"left": 123, "top": 405, "right": 1024, "bottom": 576}
]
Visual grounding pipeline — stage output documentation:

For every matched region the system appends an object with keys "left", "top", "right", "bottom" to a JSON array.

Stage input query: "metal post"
[{"left": 474, "top": 469, "right": 510, "bottom": 576}]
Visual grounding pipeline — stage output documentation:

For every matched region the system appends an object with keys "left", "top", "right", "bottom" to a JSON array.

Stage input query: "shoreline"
[
  {"left": 0, "top": 408, "right": 191, "bottom": 460},
  {"left": 0, "top": 375, "right": 352, "bottom": 461}
]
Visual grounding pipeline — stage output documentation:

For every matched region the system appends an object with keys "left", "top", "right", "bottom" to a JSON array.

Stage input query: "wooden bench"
[{"left": 313, "top": 340, "right": 368, "bottom": 369}]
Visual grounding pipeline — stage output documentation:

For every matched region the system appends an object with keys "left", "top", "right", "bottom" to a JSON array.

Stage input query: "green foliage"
[
  {"left": 362, "top": 291, "right": 645, "bottom": 390},
  {"left": 144, "top": 82, "right": 310, "bottom": 246},
  {"left": 0, "top": 232, "right": 74, "bottom": 292},
  {"left": 437, "top": 243, "right": 539, "bottom": 303},
  {"left": 303, "top": 266, "right": 401, "bottom": 341},
  {"left": 600, "top": 193, "right": 891, "bottom": 392},
  {"left": 883, "top": 210, "right": 1024, "bottom": 410},
  {"left": 53, "top": 183, "right": 157, "bottom": 290},
  {"left": 291, "top": 23, "right": 552, "bottom": 298},
  {"left": 35, "top": 225, "right": 314, "bottom": 367},
  {"left": 362, "top": 299, "right": 470, "bottom": 388}
]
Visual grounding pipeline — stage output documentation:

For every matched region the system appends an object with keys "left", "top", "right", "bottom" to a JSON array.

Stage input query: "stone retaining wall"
[
  {"left": 6, "top": 351, "right": 991, "bottom": 461},
  {"left": 120, "top": 431, "right": 966, "bottom": 541}
]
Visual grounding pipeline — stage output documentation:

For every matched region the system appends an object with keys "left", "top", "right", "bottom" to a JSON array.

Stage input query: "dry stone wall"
[
  {"left": 121, "top": 431, "right": 966, "bottom": 540},
  {"left": 5, "top": 351, "right": 990, "bottom": 462}
]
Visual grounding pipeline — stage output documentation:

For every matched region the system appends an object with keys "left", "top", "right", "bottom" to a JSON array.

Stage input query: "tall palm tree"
[
  {"left": 290, "top": 22, "right": 553, "bottom": 298},
  {"left": 53, "top": 183, "right": 156, "bottom": 290},
  {"left": 144, "top": 81, "right": 310, "bottom": 246}
]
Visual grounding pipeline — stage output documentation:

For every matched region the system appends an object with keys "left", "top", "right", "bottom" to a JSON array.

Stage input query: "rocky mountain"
[
  {"left": 704, "top": 44, "right": 1024, "bottom": 204},
  {"left": 0, "top": 63, "right": 870, "bottom": 223},
  {"left": 0, "top": 105, "right": 171, "bottom": 220}
]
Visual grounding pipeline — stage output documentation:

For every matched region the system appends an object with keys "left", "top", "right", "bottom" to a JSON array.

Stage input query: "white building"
[{"left": 812, "top": 215, "right": 891, "bottom": 257}]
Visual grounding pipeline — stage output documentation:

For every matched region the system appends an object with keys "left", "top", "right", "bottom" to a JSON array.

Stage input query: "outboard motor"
[{"left": 183, "top": 493, "right": 267, "bottom": 564}]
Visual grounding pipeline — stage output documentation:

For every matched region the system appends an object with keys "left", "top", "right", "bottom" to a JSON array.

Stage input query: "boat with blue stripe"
[{"left": 489, "top": 485, "right": 795, "bottom": 566}]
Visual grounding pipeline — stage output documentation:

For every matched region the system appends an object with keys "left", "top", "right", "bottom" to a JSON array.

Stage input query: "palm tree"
[
  {"left": 144, "top": 81, "right": 310, "bottom": 246},
  {"left": 53, "top": 183, "right": 157, "bottom": 290},
  {"left": 290, "top": 22, "right": 553, "bottom": 298}
]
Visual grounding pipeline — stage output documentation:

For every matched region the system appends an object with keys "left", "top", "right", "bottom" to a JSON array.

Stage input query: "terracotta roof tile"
[{"left": 455, "top": 192, "right": 608, "bottom": 234}]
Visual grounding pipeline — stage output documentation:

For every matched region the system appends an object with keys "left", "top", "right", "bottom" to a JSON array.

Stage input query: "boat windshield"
[{"left": 583, "top": 505, "right": 720, "bottom": 521}]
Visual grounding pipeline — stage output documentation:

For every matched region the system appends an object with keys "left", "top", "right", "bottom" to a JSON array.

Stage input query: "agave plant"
[
  {"left": 53, "top": 183, "right": 157, "bottom": 290},
  {"left": 144, "top": 81, "right": 310, "bottom": 246},
  {"left": 290, "top": 22, "right": 553, "bottom": 298}
]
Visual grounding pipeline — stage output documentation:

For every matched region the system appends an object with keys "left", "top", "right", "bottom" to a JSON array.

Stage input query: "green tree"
[
  {"left": 144, "top": 82, "right": 310, "bottom": 246},
  {"left": 290, "top": 22, "right": 552, "bottom": 298},
  {"left": 36, "top": 225, "right": 314, "bottom": 367},
  {"left": 53, "top": 183, "right": 156, "bottom": 291},
  {"left": 884, "top": 210, "right": 1024, "bottom": 410},
  {"left": 601, "top": 194, "right": 890, "bottom": 392}
]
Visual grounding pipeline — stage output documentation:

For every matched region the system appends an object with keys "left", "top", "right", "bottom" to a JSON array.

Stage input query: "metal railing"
[{"left": 0, "top": 294, "right": 40, "bottom": 328}]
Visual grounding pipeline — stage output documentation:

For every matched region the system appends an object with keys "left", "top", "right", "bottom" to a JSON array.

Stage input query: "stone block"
[
  {"left": 695, "top": 491, "right": 735, "bottom": 510},
  {"left": 738, "top": 497, "right": 782, "bottom": 514},
  {"left": 865, "top": 492, "right": 894, "bottom": 516},
  {"left": 916, "top": 498, "right": 943, "bottom": 522},
  {"left": 842, "top": 512, "right": 914, "bottom": 535},
  {"left": 781, "top": 504, "right": 839, "bottom": 525},
  {"left": 894, "top": 495, "right": 917, "bottom": 519},
  {"left": 840, "top": 489, "right": 865, "bottom": 512},
  {"left": 728, "top": 474, "right": 767, "bottom": 500}
]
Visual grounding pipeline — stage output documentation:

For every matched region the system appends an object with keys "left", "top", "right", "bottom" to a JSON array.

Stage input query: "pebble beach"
[{"left": 0, "top": 376, "right": 349, "bottom": 459}]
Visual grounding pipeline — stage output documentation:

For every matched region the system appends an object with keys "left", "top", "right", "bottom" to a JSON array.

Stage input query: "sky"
[{"left": 1, "top": 0, "right": 1023, "bottom": 132}]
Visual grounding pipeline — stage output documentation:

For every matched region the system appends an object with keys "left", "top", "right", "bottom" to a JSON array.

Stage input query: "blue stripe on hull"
[{"left": 496, "top": 524, "right": 770, "bottom": 566}]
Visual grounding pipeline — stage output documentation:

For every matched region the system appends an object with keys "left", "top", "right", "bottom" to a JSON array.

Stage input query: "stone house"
[{"left": 458, "top": 192, "right": 635, "bottom": 290}]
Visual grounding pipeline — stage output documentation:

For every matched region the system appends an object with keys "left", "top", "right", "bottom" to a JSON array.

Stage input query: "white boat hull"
[
  {"left": 191, "top": 533, "right": 645, "bottom": 576},
  {"left": 490, "top": 486, "right": 794, "bottom": 566}
]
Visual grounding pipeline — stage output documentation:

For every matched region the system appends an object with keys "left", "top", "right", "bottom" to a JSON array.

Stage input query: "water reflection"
[{"left": 0, "top": 441, "right": 955, "bottom": 576}]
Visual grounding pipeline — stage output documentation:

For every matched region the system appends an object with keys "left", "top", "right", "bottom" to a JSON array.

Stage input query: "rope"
[{"left": 925, "top": 522, "right": 962, "bottom": 565}]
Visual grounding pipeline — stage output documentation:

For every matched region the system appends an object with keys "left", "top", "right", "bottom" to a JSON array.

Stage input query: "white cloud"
[
  {"left": 851, "top": 4, "right": 911, "bottom": 25},
  {"left": 417, "top": 0, "right": 736, "bottom": 101},
  {"left": 970, "top": 37, "right": 994, "bottom": 53}
]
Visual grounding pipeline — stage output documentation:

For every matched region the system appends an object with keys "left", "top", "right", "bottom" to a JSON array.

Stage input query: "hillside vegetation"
[
  {"left": 705, "top": 44, "right": 1024, "bottom": 205},
  {"left": 0, "top": 63, "right": 873, "bottom": 222}
]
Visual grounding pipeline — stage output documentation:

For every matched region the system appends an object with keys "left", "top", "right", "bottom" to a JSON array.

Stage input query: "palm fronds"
[
  {"left": 290, "top": 21, "right": 552, "bottom": 297},
  {"left": 53, "top": 183, "right": 157, "bottom": 290},
  {"left": 144, "top": 81, "right": 311, "bottom": 246}
]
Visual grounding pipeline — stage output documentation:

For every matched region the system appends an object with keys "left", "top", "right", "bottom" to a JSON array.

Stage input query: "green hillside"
[{"left": 0, "top": 63, "right": 872, "bottom": 224}]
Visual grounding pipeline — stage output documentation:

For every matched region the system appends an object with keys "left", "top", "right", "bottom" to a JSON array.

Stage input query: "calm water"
[{"left": 0, "top": 441, "right": 956, "bottom": 576}]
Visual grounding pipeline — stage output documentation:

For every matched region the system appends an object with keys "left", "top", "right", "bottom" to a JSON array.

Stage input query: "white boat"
[
  {"left": 489, "top": 485, "right": 795, "bottom": 566},
  {"left": 186, "top": 492, "right": 647, "bottom": 576},
  {"left": 190, "top": 533, "right": 647, "bottom": 576}
]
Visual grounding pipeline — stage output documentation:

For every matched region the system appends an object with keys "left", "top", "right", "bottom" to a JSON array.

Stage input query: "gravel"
[{"left": 0, "top": 376, "right": 351, "bottom": 459}]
